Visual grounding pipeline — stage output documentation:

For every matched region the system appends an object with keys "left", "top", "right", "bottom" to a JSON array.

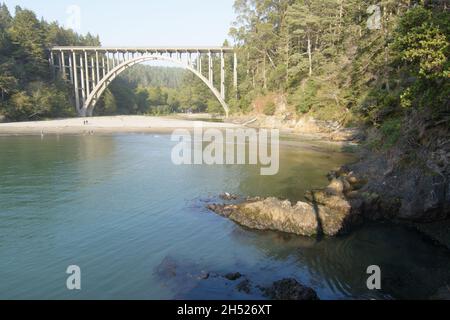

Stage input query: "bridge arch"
[{"left": 83, "top": 55, "right": 229, "bottom": 117}]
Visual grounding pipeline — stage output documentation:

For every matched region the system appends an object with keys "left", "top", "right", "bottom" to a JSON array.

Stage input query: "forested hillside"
[
  {"left": 0, "top": 4, "right": 100, "bottom": 121},
  {"left": 227, "top": 0, "right": 449, "bottom": 150}
]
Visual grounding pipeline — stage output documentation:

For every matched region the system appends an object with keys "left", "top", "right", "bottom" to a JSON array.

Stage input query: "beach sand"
[{"left": 0, "top": 115, "right": 242, "bottom": 135}]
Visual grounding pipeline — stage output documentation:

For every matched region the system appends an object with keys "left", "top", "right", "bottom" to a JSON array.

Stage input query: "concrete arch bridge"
[{"left": 49, "top": 47, "right": 237, "bottom": 117}]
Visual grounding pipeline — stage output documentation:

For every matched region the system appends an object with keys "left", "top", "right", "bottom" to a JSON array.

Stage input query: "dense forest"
[
  {"left": 227, "top": 0, "right": 449, "bottom": 149},
  {"left": 0, "top": 4, "right": 100, "bottom": 121}
]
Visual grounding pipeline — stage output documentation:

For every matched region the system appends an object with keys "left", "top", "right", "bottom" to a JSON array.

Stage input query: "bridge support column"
[
  {"left": 84, "top": 51, "right": 90, "bottom": 97},
  {"left": 68, "top": 52, "right": 74, "bottom": 84},
  {"left": 102, "top": 55, "right": 106, "bottom": 78},
  {"left": 197, "top": 53, "right": 202, "bottom": 75},
  {"left": 61, "top": 51, "right": 67, "bottom": 80},
  {"left": 79, "top": 55, "right": 86, "bottom": 106},
  {"left": 72, "top": 52, "right": 81, "bottom": 114},
  {"left": 96, "top": 51, "right": 100, "bottom": 85},
  {"left": 91, "top": 56, "right": 96, "bottom": 87},
  {"left": 106, "top": 52, "right": 111, "bottom": 73},
  {"left": 220, "top": 51, "right": 225, "bottom": 100},
  {"left": 208, "top": 51, "right": 213, "bottom": 85}
]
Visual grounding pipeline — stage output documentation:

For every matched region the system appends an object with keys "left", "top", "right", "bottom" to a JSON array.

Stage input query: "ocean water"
[{"left": 0, "top": 134, "right": 448, "bottom": 300}]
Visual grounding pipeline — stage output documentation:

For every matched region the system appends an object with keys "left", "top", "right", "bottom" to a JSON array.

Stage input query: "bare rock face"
[
  {"left": 209, "top": 190, "right": 361, "bottom": 237},
  {"left": 207, "top": 171, "right": 367, "bottom": 237}
]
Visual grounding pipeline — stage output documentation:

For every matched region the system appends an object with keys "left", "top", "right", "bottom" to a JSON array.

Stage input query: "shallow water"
[{"left": 0, "top": 134, "right": 448, "bottom": 300}]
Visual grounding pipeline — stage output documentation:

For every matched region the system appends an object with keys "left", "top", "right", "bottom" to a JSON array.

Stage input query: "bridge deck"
[{"left": 50, "top": 46, "right": 234, "bottom": 54}]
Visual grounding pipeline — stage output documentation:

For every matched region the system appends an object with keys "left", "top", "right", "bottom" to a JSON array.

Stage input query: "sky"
[{"left": 2, "top": 0, "right": 236, "bottom": 47}]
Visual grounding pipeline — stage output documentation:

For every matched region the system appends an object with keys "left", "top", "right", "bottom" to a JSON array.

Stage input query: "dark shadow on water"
[{"left": 226, "top": 221, "right": 450, "bottom": 300}]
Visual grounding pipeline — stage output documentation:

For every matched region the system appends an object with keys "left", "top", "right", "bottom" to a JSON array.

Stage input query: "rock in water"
[
  {"left": 236, "top": 279, "right": 252, "bottom": 294},
  {"left": 209, "top": 196, "right": 359, "bottom": 237},
  {"left": 207, "top": 176, "right": 364, "bottom": 237},
  {"left": 225, "top": 272, "right": 242, "bottom": 281},
  {"left": 261, "top": 279, "right": 319, "bottom": 300}
]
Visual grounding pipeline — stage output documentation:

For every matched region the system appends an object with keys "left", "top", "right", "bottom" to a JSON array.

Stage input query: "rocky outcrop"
[
  {"left": 208, "top": 175, "right": 365, "bottom": 237},
  {"left": 261, "top": 279, "right": 319, "bottom": 300}
]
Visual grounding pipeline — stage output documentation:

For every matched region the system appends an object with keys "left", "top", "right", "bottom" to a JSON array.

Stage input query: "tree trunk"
[
  {"left": 307, "top": 35, "right": 313, "bottom": 77},
  {"left": 286, "top": 34, "right": 289, "bottom": 86},
  {"left": 263, "top": 54, "right": 267, "bottom": 89}
]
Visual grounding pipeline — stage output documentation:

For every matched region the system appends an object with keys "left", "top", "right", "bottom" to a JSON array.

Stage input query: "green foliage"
[
  {"left": 289, "top": 79, "right": 319, "bottom": 114},
  {"left": 230, "top": 0, "right": 449, "bottom": 145},
  {"left": 380, "top": 117, "right": 402, "bottom": 149},
  {"left": 96, "top": 89, "right": 117, "bottom": 115},
  {"left": 263, "top": 100, "right": 276, "bottom": 116},
  {"left": 395, "top": 7, "right": 448, "bottom": 80},
  {"left": 0, "top": 3, "right": 101, "bottom": 121},
  {"left": 5, "top": 81, "right": 74, "bottom": 120}
]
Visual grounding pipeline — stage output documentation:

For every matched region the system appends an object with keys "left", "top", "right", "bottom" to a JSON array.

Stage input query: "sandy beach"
[{"left": 0, "top": 115, "right": 242, "bottom": 135}]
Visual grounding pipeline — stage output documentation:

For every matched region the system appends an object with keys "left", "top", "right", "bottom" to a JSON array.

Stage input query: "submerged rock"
[
  {"left": 261, "top": 278, "right": 319, "bottom": 300},
  {"left": 220, "top": 193, "right": 239, "bottom": 201},
  {"left": 225, "top": 272, "right": 242, "bottom": 281},
  {"left": 236, "top": 279, "right": 252, "bottom": 294}
]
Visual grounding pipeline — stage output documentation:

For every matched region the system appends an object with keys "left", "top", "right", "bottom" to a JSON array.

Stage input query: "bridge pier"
[{"left": 50, "top": 47, "right": 237, "bottom": 118}]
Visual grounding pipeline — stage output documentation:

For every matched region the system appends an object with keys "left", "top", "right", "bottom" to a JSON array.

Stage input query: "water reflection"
[{"left": 228, "top": 222, "right": 450, "bottom": 300}]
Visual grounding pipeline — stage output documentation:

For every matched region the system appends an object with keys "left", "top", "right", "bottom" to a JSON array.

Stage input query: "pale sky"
[{"left": 2, "top": 0, "right": 236, "bottom": 47}]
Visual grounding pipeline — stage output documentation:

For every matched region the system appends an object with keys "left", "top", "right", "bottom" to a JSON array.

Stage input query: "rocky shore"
[
  {"left": 209, "top": 112, "right": 450, "bottom": 249},
  {"left": 208, "top": 165, "right": 450, "bottom": 249},
  {"left": 208, "top": 171, "right": 366, "bottom": 237}
]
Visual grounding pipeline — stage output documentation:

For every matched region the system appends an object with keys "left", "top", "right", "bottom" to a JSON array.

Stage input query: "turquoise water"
[{"left": 0, "top": 134, "right": 449, "bottom": 300}]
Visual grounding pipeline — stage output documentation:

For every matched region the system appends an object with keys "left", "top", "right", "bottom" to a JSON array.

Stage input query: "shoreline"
[
  {"left": 0, "top": 115, "right": 243, "bottom": 135},
  {"left": 0, "top": 115, "right": 359, "bottom": 147}
]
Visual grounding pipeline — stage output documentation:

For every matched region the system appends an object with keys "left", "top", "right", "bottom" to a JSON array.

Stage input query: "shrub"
[{"left": 263, "top": 100, "right": 276, "bottom": 116}]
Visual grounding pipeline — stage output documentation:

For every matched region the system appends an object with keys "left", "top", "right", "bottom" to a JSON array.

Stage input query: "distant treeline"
[
  {"left": 96, "top": 64, "right": 227, "bottom": 116},
  {"left": 120, "top": 65, "right": 185, "bottom": 89}
]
